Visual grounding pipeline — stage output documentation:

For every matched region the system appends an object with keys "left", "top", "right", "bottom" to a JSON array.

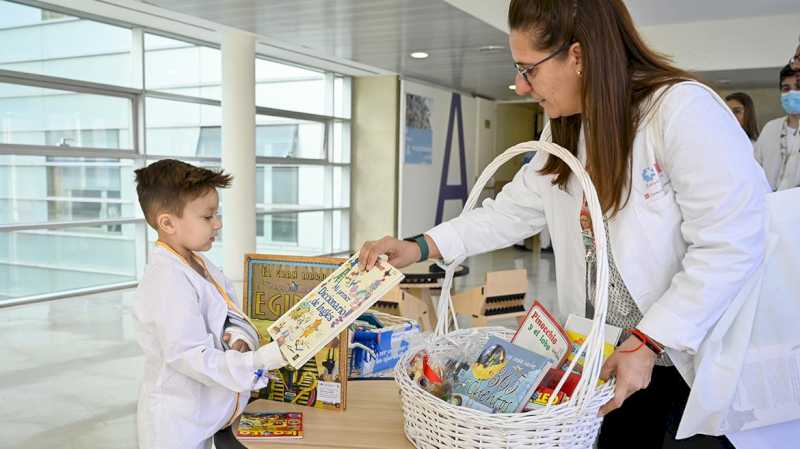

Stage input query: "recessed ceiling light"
[
  {"left": 410, "top": 51, "right": 429, "bottom": 59},
  {"left": 479, "top": 45, "right": 506, "bottom": 52},
  {"left": 508, "top": 84, "right": 516, "bottom": 90}
]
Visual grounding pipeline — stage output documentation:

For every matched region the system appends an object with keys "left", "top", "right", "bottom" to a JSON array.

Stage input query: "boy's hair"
[
  {"left": 780, "top": 64, "right": 798, "bottom": 87},
  {"left": 134, "top": 159, "right": 232, "bottom": 229}
]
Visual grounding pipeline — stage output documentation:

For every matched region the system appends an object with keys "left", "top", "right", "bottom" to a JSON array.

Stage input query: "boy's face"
[{"left": 161, "top": 188, "right": 222, "bottom": 252}]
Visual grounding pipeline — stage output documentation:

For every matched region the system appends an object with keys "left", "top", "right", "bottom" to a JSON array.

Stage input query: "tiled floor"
[
  {"left": 0, "top": 289, "right": 141, "bottom": 449},
  {"left": 0, "top": 246, "right": 554, "bottom": 449}
]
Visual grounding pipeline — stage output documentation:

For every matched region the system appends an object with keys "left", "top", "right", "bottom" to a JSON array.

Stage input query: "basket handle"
[{"left": 433, "top": 140, "right": 611, "bottom": 408}]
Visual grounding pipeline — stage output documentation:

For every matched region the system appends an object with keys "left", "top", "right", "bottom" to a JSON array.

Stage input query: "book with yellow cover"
[
  {"left": 243, "top": 254, "right": 349, "bottom": 410},
  {"left": 562, "top": 314, "right": 622, "bottom": 374},
  {"left": 268, "top": 254, "right": 404, "bottom": 369}
]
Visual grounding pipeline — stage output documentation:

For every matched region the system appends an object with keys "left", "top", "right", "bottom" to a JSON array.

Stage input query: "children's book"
[
  {"left": 562, "top": 314, "right": 622, "bottom": 374},
  {"left": 523, "top": 368, "right": 581, "bottom": 410},
  {"left": 453, "top": 335, "right": 552, "bottom": 413},
  {"left": 235, "top": 411, "right": 303, "bottom": 440},
  {"left": 511, "top": 300, "right": 570, "bottom": 367},
  {"left": 268, "top": 254, "right": 404, "bottom": 369},
  {"left": 243, "top": 254, "right": 349, "bottom": 410}
]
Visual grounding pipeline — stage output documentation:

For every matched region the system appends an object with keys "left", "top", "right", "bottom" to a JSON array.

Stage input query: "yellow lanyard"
[{"left": 155, "top": 240, "right": 260, "bottom": 335}]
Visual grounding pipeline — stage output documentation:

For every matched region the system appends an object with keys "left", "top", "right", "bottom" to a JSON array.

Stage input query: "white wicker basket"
[{"left": 394, "top": 140, "right": 615, "bottom": 449}]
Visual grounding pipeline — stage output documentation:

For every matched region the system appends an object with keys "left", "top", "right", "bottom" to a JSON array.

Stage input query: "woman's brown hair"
[
  {"left": 725, "top": 92, "right": 759, "bottom": 141},
  {"left": 509, "top": 0, "right": 694, "bottom": 215}
]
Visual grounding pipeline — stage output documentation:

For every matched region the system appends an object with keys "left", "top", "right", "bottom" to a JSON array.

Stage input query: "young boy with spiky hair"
[{"left": 133, "top": 159, "right": 287, "bottom": 449}]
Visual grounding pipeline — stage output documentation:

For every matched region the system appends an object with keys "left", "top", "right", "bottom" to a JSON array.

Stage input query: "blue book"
[{"left": 453, "top": 335, "right": 553, "bottom": 413}]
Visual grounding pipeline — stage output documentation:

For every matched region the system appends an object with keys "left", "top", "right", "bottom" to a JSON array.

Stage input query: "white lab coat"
[
  {"left": 754, "top": 116, "right": 800, "bottom": 191},
  {"left": 134, "top": 245, "right": 278, "bottom": 449},
  {"left": 427, "top": 82, "right": 800, "bottom": 446}
]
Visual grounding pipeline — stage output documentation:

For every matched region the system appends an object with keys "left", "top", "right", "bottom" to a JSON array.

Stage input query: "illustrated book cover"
[
  {"left": 268, "top": 254, "right": 404, "bottom": 369},
  {"left": 453, "top": 335, "right": 553, "bottom": 413},
  {"left": 511, "top": 300, "right": 570, "bottom": 367},
  {"left": 243, "top": 254, "right": 348, "bottom": 410},
  {"left": 234, "top": 411, "right": 303, "bottom": 440}
]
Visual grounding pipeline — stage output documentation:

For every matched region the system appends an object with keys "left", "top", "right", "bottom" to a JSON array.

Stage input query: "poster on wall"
[{"left": 404, "top": 93, "right": 433, "bottom": 165}]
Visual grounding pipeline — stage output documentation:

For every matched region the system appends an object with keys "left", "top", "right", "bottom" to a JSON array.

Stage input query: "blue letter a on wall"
[{"left": 435, "top": 93, "right": 468, "bottom": 225}]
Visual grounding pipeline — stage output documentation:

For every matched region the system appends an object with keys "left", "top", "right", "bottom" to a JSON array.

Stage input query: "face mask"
[{"left": 781, "top": 91, "right": 800, "bottom": 115}]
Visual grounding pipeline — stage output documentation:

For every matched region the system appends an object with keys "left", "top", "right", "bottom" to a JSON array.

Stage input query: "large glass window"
[
  {"left": 256, "top": 115, "right": 326, "bottom": 159},
  {"left": 0, "top": 2, "right": 136, "bottom": 87},
  {"left": 0, "top": 224, "right": 140, "bottom": 300},
  {"left": 145, "top": 33, "right": 221, "bottom": 100},
  {"left": 145, "top": 96, "right": 221, "bottom": 157},
  {"left": 0, "top": 82, "right": 133, "bottom": 149},
  {"left": 0, "top": 0, "right": 351, "bottom": 305},
  {"left": 256, "top": 58, "right": 326, "bottom": 115}
]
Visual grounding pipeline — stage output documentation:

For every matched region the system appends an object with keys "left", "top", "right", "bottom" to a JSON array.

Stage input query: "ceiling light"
[
  {"left": 508, "top": 84, "right": 516, "bottom": 90},
  {"left": 410, "top": 51, "right": 429, "bottom": 59},
  {"left": 479, "top": 45, "right": 506, "bottom": 52}
]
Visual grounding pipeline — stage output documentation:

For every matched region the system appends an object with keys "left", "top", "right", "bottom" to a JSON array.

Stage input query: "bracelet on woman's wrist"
[
  {"left": 403, "top": 234, "right": 429, "bottom": 262},
  {"left": 629, "top": 328, "right": 665, "bottom": 356}
]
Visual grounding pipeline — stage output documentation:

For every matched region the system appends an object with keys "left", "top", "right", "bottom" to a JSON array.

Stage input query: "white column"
[{"left": 221, "top": 30, "right": 256, "bottom": 297}]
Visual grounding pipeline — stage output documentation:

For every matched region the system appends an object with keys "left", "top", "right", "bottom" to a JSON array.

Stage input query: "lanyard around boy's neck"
[{"left": 155, "top": 240, "right": 257, "bottom": 330}]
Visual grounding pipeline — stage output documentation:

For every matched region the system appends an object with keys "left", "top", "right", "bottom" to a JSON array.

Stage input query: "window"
[
  {"left": 272, "top": 167, "right": 299, "bottom": 205},
  {"left": 256, "top": 115, "right": 325, "bottom": 159},
  {"left": 145, "top": 33, "right": 222, "bottom": 100},
  {"left": 271, "top": 213, "right": 298, "bottom": 243},
  {"left": 145, "top": 97, "right": 221, "bottom": 157},
  {"left": 0, "top": 82, "right": 133, "bottom": 150},
  {"left": 256, "top": 58, "right": 326, "bottom": 115},
  {"left": 0, "top": 0, "right": 351, "bottom": 304},
  {"left": 0, "top": 2, "right": 136, "bottom": 87}
]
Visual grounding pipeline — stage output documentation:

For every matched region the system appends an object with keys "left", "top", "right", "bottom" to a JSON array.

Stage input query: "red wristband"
[{"left": 629, "top": 328, "right": 665, "bottom": 355}]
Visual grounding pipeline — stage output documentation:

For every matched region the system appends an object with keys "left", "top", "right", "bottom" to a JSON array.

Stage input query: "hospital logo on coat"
[
  {"left": 641, "top": 162, "right": 669, "bottom": 201},
  {"left": 642, "top": 167, "right": 656, "bottom": 183},
  {"left": 641, "top": 162, "right": 662, "bottom": 184}
]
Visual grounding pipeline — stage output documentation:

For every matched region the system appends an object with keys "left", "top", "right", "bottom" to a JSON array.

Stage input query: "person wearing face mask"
[{"left": 754, "top": 64, "right": 800, "bottom": 191}]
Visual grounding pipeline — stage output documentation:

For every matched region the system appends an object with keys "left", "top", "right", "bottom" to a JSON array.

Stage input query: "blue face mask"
[{"left": 781, "top": 91, "right": 800, "bottom": 115}]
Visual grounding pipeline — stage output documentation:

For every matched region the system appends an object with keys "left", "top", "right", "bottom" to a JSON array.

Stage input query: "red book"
[
  {"left": 512, "top": 300, "right": 570, "bottom": 367},
  {"left": 524, "top": 368, "right": 582, "bottom": 410}
]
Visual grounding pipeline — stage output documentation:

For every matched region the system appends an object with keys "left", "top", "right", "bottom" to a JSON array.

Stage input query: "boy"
[{"left": 133, "top": 159, "right": 287, "bottom": 449}]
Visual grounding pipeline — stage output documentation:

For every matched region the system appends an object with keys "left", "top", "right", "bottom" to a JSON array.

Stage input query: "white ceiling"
[
  {"left": 446, "top": 0, "right": 800, "bottom": 31},
  {"left": 139, "top": 0, "right": 516, "bottom": 99},
  {"left": 134, "top": 0, "right": 798, "bottom": 100}
]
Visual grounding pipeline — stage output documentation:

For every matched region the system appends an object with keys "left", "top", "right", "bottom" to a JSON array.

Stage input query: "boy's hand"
[
  {"left": 255, "top": 341, "right": 289, "bottom": 370},
  {"left": 223, "top": 332, "right": 250, "bottom": 353}
]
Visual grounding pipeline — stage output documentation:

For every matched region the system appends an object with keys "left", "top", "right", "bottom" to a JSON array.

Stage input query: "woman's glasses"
[{"left": 513, "top": 41, "right": 572, "bottom": 86}]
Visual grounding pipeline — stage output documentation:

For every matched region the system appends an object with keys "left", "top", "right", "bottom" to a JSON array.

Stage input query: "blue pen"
[{"left": 251, "top": 369, "right": 264, "bottom": 390}]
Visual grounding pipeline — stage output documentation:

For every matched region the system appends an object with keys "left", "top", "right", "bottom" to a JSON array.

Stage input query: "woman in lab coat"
[{"left": 360, "top": 1, "right": 768, "bottom": 447}]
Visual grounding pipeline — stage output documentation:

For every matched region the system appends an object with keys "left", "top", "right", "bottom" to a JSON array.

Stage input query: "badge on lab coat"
[{"left": 641, "top": 162, "right": 670, "bottom": 201}]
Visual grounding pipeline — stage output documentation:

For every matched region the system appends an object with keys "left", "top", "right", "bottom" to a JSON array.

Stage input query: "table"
[{"left": 238, "top": 380, "right": 414, "bottom": 449}]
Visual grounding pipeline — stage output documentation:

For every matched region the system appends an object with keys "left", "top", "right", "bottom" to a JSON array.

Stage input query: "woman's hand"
[
  {"left": 358, "top": 235, "right": 434, "bottom": 271},
  {"left": 598, "top": 335, "right": 657, "bottom": 416}
]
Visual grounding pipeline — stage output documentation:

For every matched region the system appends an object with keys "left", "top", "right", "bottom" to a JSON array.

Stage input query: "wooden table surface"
[{"left": 237, "top": 380, "right": 414, "bottom": 449}]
